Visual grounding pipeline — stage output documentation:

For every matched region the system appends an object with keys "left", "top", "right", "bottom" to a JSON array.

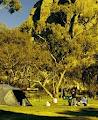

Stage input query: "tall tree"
[
  {"left": 29, "top": 0, "right": 98, "bottom": 97},
  {"left": 18, "top": 0, "right": 98, "bottom": 97}
]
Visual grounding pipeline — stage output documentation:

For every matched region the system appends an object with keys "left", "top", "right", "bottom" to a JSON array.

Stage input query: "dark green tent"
[{"left": 0, "top": 84, "right": 31, "bottom": 106}]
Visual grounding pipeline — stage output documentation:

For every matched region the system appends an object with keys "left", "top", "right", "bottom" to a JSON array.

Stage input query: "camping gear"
[
  {"left": 53, "top": 98, "right": 57, "bottom": 103},
  {"left": 0, "top": 84, "right": 31, "bottom": 106},
  {"left": 46, "top": 101, "right": 51, "bottom": 107}
]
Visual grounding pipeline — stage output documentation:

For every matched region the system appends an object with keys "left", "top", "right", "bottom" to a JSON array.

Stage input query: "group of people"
[{"left": 67, "top": 87, "right": 88, "bottom": 106}]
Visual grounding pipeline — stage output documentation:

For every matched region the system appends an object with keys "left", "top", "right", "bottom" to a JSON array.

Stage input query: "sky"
[{"left": 0, "top": 0, "right": 38, "bottom": 28}]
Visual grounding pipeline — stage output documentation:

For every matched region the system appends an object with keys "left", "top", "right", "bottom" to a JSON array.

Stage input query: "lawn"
[{"left": 0, "top": 98, "right": 98, "bottom": 120}]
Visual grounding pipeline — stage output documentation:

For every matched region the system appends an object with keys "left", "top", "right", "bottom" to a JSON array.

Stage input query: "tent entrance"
[
  {"left": 13, "top": 90, "right": 25, "bottom": 105},
  {"left": 13, "top": 90, "right": 32, "bottom": 106}
]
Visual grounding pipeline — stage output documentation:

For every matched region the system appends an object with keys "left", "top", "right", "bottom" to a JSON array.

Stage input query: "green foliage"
[
  {"left": 19, "top": 17, "right": 33, "bottom": 34},
  {"left": 0, "top": 27, "right": 32, "bottom": 88},
  {"left": 0, "top": 0, "right": 21, "bottom": 13}
]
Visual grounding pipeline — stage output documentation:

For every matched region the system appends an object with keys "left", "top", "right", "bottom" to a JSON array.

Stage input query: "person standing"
[{"left": 71, "top": 87, "right": 77, "bottom": 106}]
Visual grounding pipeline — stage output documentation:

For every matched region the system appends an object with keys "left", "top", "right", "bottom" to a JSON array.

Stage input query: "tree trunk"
[
  {"left": 53, "top": 78, "right": 56, "bottom": 97},
  {"left": 55, "top": 69, "right": 66, "bottom": 98},
  {"left": 38, "top": 81, "right": 54, "bottom": 98}
]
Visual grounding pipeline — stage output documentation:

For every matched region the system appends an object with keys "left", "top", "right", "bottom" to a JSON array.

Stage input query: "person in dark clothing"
[
  {"left": 62, "top": 88, "right": 66, "bottom": 99},
  {"left": 71, "top": 87, "right": 77, "bottom": 106},
  {"left": 71, "top": 89, "right": 76, "bottom": 98}
]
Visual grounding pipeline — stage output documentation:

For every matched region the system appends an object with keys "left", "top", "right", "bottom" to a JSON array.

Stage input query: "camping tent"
[{"left": 0, "top": 84, "right": 32, "bottom": 106}]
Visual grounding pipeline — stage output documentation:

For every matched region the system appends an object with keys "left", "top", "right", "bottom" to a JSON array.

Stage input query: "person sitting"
[
  {"left": 81, "top": 96, "right": 88, "bottom": 106},
  {"left": 76, "top": 97, "right": 81, "bottom": 106}
]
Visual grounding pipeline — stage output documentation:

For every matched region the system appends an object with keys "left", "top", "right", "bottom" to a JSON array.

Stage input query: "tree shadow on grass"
[
  {"left": 0, "top": 110, "right": 72, "bottom": 120},
  {"left": 57, "top": 107, "right": 98, "bottom": 120}
]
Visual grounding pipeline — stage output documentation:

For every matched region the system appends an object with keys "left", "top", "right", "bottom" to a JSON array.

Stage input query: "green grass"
[{"left": 0, "top": 98, "right": 98, "bottom": 120}]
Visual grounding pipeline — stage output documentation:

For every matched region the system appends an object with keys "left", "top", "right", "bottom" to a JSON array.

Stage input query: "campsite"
[
  {"left": 0, "top": 96, "right": 98, "bottom": 120},
  {"left": 0, "top": 84, "right": 98, "bottom": 120},
  {"left": 0, "top": 0, "right": 98, "bottom": 120}
]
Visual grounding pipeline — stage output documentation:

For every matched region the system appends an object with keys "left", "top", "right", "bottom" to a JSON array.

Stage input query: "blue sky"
[{"left": 0, "top": 0, "right": 38, "bottom": 28}]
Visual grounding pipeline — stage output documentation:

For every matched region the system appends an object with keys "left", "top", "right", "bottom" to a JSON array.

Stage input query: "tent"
[{"left": 0, "top": 84, "right": 32, "bottom": 106}]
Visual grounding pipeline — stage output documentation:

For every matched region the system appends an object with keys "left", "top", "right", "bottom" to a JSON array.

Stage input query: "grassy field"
[{"left": 0, "top": 98, "right": 98, "bottom": 120}]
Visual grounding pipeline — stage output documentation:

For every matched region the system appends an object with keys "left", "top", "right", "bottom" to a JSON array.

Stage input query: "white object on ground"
[
  {"left": 46, "top": 101, "right": 51, "bottom": 107},
  {"left": 53, "top": 98, "right": 57, "bottom": 103}
]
